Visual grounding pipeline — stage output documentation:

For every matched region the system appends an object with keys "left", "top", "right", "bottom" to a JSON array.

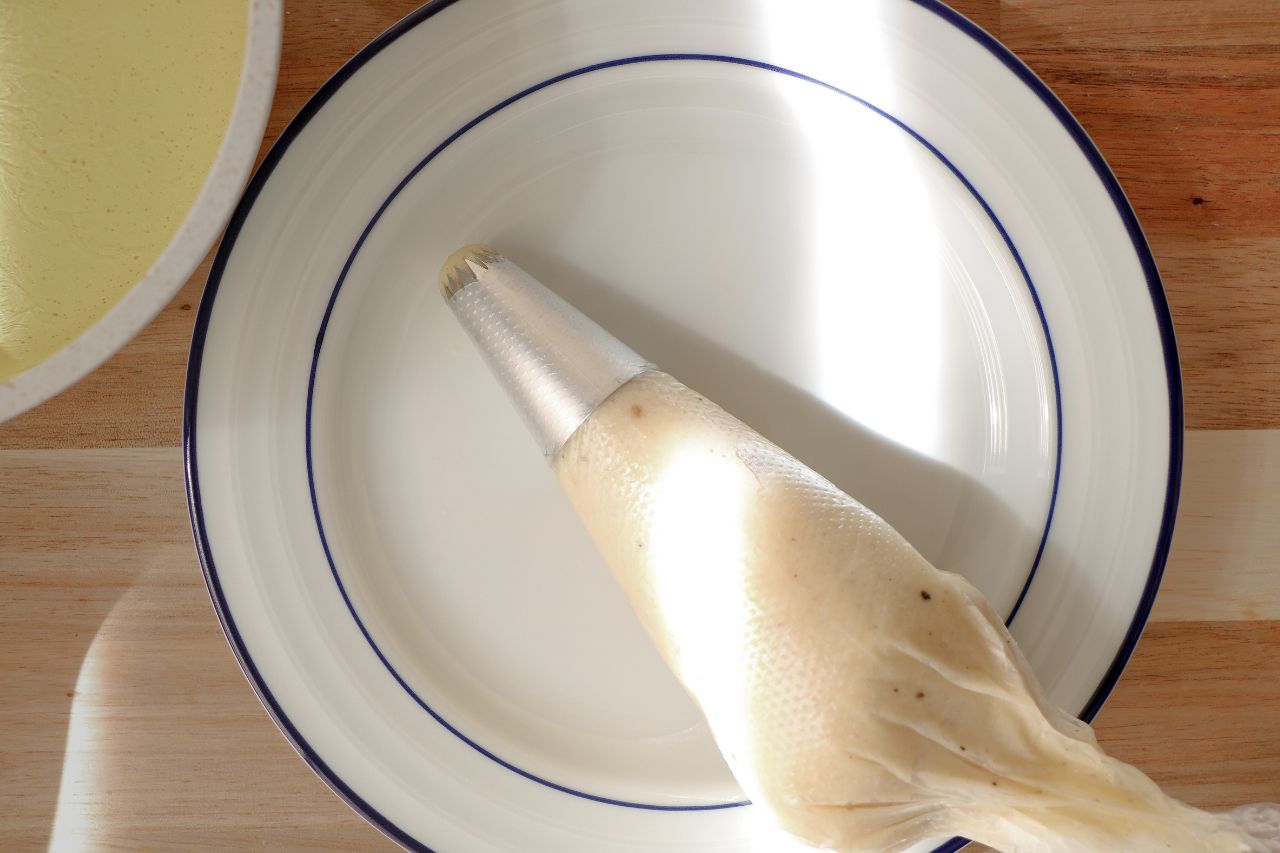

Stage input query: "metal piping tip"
[
  {"left": 436, "top": 245, "right": 652, "bottom": 459},
  {"left": 438, "top": 243, "right": 502, "bottom": 300}
]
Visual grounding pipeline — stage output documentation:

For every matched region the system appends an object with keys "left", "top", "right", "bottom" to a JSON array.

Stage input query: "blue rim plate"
[{"left": 185, "top": 2, "right": 1180, "bottom": 851}]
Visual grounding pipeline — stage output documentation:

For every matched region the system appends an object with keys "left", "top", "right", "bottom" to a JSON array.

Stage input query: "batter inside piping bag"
[{"left": 439, "top": 246, "right": 1279, "bottom": 853}]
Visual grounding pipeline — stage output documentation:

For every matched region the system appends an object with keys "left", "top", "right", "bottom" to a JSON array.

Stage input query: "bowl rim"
[{"left": 0, "top": 0, "right": 284, "bottom": 423}]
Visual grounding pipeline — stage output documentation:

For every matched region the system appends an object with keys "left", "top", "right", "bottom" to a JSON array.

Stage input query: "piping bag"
[{"left": 438, "top": 245, "right": 1278, "bottom": 853}]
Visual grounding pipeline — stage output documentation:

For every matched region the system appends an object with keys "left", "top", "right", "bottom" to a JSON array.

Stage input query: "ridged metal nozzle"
[{"left": 438, "top": 245, "right": 652, "bottom": 459}]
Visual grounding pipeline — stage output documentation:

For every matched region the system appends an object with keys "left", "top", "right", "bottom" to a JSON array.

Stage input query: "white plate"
[
  {"left": 0, "top": 0, "right": 281, "bottom": 422},
  {"left": 185, "top": 1, "right": 1181, "bottom": 851}
]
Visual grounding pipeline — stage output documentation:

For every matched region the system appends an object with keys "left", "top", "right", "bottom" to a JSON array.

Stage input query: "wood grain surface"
[{"left": 2, "top": 2, "right": 1277, "bottom": 850}]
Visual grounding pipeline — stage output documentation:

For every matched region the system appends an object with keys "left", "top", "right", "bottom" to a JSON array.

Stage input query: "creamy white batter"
[{"left": 553, "top": 369, "right": 1273, "bottom": 853}]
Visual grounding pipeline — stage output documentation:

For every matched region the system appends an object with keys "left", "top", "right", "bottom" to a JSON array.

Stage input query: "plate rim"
[{"left": 183, "top": 1, "right": 1183, "bottom": 851}]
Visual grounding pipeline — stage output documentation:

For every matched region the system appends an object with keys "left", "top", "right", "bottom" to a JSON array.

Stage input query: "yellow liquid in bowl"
[{"left": 0, "top": 1, "right": 247, "bottom": 382}]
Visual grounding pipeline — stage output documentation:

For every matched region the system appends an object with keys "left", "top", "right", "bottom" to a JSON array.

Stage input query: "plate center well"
[{"left": 307, "top": 58, "right": 1057, "bottom": 806}]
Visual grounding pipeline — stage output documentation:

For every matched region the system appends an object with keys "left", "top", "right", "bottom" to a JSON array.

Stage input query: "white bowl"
[
  {"left": 0, "top": 0, "right": 282, "bottom": 422},
  {"left": 186, "top": 2, "right": 1180, "bottom": 851}
]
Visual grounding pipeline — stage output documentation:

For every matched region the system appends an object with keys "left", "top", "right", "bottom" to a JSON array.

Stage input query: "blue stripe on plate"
[{"left": 303, "top": 52, "right": 1059, "bottom": 811}]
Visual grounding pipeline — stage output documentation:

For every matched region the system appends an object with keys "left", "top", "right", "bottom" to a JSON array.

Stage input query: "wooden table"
[{"left": 3, "top": 1, "right": 1277, "bottom": 849}]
